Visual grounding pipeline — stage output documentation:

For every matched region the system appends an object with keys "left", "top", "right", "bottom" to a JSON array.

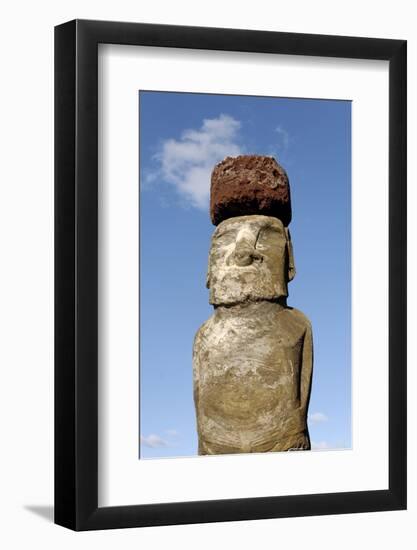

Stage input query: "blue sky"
[{"left": 139, "top": 91, "right": 351, "bottom": 458}]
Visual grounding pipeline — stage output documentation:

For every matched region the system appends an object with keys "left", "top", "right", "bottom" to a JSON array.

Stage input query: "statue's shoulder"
[
  {"left": 283, "top": 307, "right": 312, "bottom": 333},
  {"left": 193, "top": 316, "right": 214, "bottom": 347}
]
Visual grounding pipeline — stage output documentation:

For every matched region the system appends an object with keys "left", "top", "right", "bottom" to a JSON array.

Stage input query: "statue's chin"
[
  {"left": 209, "top": 288, "right": 287, "bottom": 307},
  {"left": 208, "top": 267, "right": 288, "bottom": 306}
]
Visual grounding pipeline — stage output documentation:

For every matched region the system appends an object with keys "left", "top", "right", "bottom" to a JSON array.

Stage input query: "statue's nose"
[{"left": 232, "top": 238, "right": 263, "bottom": 267}]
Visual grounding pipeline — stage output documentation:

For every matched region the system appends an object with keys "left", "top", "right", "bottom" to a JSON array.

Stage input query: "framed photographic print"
[{"left": 55, "top": 19, "right": 406, "bottom": 531}]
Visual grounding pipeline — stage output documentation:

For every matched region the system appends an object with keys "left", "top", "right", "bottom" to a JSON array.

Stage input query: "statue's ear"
[
  {"left": 285, "top": 228, "right": 296, "bottom": 282},
  {"left": 206, "top": 253, "right": 211, "bottom": 289}
]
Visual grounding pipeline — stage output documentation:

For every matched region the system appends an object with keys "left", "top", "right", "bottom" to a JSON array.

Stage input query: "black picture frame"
[{"left": 55, "top": 19, "right": 407, "bottom": 531}]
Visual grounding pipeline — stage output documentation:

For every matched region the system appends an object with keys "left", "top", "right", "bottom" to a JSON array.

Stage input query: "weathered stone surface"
[
  {"left": 193, "top": 214, "right": 313, "bottom": 455},
  {"left": 210, "top": 155, "right": 292, "bottom": 226}
]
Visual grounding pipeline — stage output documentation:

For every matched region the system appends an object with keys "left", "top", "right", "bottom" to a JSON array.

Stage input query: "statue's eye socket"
[
  {"left": 215, "top": 231, "right": 235, "bottom": 244},
  {"left": 258, "top": 227, "right": 283, "bottom": 241}
]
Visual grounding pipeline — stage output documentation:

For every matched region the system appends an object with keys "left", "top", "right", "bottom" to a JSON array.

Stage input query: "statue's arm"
[
  {"left": 300, "top": 322, "right": 314, "bottom": 414},
  {"left": 192, "top": 326, "right": 203, "bottom": 409}
]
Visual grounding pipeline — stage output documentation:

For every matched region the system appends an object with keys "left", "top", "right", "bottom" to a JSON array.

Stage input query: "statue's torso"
[{"left": 193, "top": 303, "right": 311, "bottom": 454}]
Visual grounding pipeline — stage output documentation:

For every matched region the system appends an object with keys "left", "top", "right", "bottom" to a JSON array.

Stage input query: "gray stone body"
[{"left": 193, "top": 215, "right": 313, "bottom": 454}]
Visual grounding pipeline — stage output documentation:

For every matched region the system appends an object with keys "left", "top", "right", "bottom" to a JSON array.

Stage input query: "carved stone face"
[{"left": 207, "top": 215, "right": 295, "bottom": 306}]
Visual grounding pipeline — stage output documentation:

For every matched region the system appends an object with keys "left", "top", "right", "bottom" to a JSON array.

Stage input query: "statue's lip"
[{"left": 219, "top": 265, "right": 263, "bottom": 273}]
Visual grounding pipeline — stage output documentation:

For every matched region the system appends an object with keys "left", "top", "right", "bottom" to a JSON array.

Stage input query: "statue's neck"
[{"left": 213, "top": 298, "right": 287, "bottom": 318}]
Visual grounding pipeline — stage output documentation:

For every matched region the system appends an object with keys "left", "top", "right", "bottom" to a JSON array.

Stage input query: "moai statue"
[{"left": 193, "top": 155, "right": 313, "bottom": 455}]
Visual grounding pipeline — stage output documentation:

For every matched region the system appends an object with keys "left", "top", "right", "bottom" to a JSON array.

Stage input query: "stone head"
[{"left": 207, "top": 214, "right": 295, "bottom": 306}]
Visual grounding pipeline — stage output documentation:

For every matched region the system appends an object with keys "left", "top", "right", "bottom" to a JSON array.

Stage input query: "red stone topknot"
[{"left": 210, "top": 155, "right": 292, "bottom": 226}]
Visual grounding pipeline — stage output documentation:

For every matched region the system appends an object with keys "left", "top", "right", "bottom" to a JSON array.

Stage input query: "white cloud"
[
  {"left": 141, "top": 429, "right": 180, "bottom": 448},
  {"left": 311, "top": 440, "right": 330, "bottom": 450},
  {"left": 165, "top": 429, "right": 179, "bottom": 437},
  {"left": 275, "top": 125, "right": 290, "bottom": 151},
  {"left": 150, "top": 114, "right": 242, "bottom": 209},
  {"left": 140, "top": 434, "right": 168, "bottom": 448},
  {"left": 311, "top": 440, "right": 349, "bottom": 451},
  {"left": 309, "top": 412, "right": 329, "bottom": 424}
]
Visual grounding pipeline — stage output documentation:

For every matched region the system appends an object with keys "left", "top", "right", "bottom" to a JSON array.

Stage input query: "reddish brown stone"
[{"left": 210, "top": 155, "right": 292, "bottom": 226}]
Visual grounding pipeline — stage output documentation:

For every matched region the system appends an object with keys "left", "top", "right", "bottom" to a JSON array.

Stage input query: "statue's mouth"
[{"left": 223, "top": 265, "right": 261, "bottom": 274}]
